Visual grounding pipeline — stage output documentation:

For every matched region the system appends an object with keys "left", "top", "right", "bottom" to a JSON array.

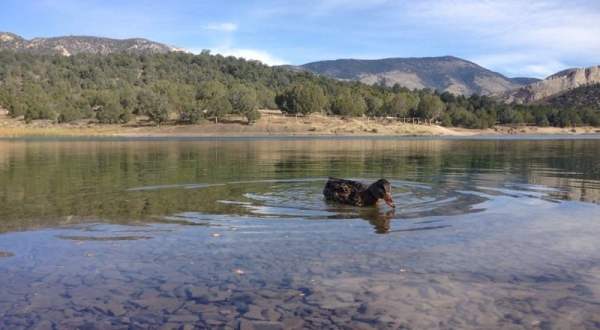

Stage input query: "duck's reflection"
[
  {"left": 358, "top": 209, "right": 453, "bottom": 234},
  {"left": 359, "top": 209, "right": 396, "bottom": 234}
]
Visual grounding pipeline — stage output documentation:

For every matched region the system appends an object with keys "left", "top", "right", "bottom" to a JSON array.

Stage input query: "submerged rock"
[
  {"left": 239, "top": 319, "right": 284, "bottom": 330},
  {"left": 244, "top": 304, "right": 266, "bottom": 320},
  {"left": 0, "top": 251, "right": 14, "bottom": 258},
  {"left": 167, "top": 314, "right": 199, "bottom": 323}
]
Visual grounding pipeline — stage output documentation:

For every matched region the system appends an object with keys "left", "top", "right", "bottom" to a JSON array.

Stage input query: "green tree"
[
  {"left": 276, "top": 83, "right": 327, "bottom": 115},
  {"left": 364, "top": 94, "right": 384, "bottom": 116},
  {"left": 449, "top": 106, "right": 478, "bottom": 128},
  {"left": 440, "top": 113, "right": 452, "bottom": 127},
  {"left": 498, "top": 106, "right": 525, "bottom": 125},
  {"left": 204, "top": 96, "right": 232, "bottom": 122},
  {"left": 96, "top": 100, "right": 126, "bottom": 124},
  {"left": 137, "top": 90, "right": 169, "bottom": 125},
  {"left": 92, "top": 91, "right": 129, "bottom": 124},
  {"left": 245, "top": 108, "right": 262, "bottom": 124},
  {"left": 229, "top": 84, "right": 257, "bottom": 114},
  {"left": 581, "top": 108, "right": 600, "bottom": 127},
  {"left": 3, "top": 49, "right": 600, "bottom": 128},
  {"left": 384, "top": 92, "right": 419, "bottom": 117},
  {"left": 22, "top": 83, "right": 56, "bottom": 122},
  {"left": 255, "top": 84, "right": 277, "bottom": 109},
  {"left": 196, "top": 81, "right": 232, "bottom": 122},
  {"left": 179, "top": 102, "right": 204, "bottom": 124},
  {"left": 416, "top": 94, "right": 445, "bottom": 123},
  {"left": 330, "top": 89, "right": 367, "bottom": 116},
  {"left": 229, "top": 83, "right": 259, "bottom": 124},
  {"left": 58, "top": 96, "right": 93, "bottom": 123}
]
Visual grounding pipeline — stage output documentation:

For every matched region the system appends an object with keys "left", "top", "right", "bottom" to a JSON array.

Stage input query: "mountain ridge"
[
  {"left": 294, "top": 56, "right": 539, "bottom": 96},
  {"left": 5, "top": 31, "right": 597, "bottom": 103},
  {"left": 0, "top": 32, "right": 183, "bottom": 56}
]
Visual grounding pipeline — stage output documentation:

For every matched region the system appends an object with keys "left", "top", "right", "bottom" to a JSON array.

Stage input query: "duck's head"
[{"left": 368, "top": 179, "right": 395, "bottom": 208}]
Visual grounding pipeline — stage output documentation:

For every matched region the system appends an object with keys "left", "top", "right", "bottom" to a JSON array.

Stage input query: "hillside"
[
  {"left": 0, "top": 32, "right": 181, "bottom": 56},
  {"left": 544, "top": 83, "right": 600, "bottom": 109},
  {"left": 296, "top": 56, "right": 534, "bottom": 96},
  {"left": 510, "top": 77, "right": 542, "bottom": 85},
  {"left": 0, "top": 40, "right": 598, "bottom": 130},
  {"left": 505, "top": 66, "right": 600, "bottom": 104}
]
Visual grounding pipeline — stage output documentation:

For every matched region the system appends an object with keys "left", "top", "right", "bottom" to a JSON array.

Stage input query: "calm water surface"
[{"left": 1, "top": 138, "right": 600, "bottom": 329}]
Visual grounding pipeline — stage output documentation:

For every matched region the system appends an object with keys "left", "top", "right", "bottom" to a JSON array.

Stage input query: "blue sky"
[{"left": 2, "top": 0, "right": 600, "bottom": 78}]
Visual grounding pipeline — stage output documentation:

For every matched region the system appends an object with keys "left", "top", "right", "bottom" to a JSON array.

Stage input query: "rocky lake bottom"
[{"left": 1, "top": 138, "right": 600, "bottom": 329}]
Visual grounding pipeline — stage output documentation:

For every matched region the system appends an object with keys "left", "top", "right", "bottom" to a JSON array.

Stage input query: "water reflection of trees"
[{"left": 0, "top": 139, "right": 599, "bottom": 233}]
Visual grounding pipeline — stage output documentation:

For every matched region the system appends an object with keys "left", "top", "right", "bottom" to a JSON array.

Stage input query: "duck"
[{"left": 323, "top": 178, "right": 395, "bottom": 208}]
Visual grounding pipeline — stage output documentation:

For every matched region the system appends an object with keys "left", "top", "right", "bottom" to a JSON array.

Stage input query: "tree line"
[{"left": 0, "top": 50, "right": 598, "bottom": 128}]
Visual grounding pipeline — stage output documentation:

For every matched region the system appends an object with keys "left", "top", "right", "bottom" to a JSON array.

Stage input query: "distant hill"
[
  {"left": 510, "top": 77, "right": 542, "bottom": 85},
  {"left": 293, "top": 56, "right": 536, "bottom": 96},
  {"left": 544, "top": 83, "right": 600, "bottom": 109},
  {"left": 0, "top": 32, "right": 183, "bottom": 56},
  {"left": 504, "top": 66, "right": 600, "bottom": 104}
]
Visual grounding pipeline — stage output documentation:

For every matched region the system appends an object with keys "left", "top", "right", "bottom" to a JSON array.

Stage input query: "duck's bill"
[{"left": 384, "top": 194, "right": 395, "bottom": 208}]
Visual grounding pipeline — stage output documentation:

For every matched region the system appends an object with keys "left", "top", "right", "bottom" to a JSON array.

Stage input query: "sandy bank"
[{"left": 1, "top": 113, "right": 599, "bottom": 138}]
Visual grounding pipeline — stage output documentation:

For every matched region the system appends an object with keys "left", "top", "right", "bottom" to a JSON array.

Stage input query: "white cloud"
[
  {"left": 204, "top": 22, "right": 238, "bottom": 32},
  {"left": 474, "top": 53, "right": 568, "bottom": 78},
  {"left": 522, "top": 62, "right": 568, "bottom": 78},
  {"left": 249, "top": 0, "right": 600, "bottom": 76},
  {"left": 407, "top": 0, "right": 600, "bottom": 77},
  {"left": 31, "top": 0, "right": 600, "bottom": 77}
]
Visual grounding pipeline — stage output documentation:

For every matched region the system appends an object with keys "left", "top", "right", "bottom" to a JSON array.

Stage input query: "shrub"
[
  {"left": 330, "top": 90, "right": 367, "bottom": 116},
  {"left": 276, "top": 83, "right": 327, "bottom": 115}
]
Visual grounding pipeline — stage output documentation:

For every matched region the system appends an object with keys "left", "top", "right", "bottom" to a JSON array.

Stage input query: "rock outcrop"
[
  {"left": 504, "top": 66, "right": 600, "bottom": 104},
  {"left": 0, "top": 32, "right": 183, "bottom": 56}
]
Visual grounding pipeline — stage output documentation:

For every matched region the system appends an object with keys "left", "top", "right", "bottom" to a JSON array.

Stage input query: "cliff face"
[
  {"left": 0, "top": 32, "right": 182, "bottom": 56},
  {"left": 505, "top": 66, "right": 600, "bottom": 104}
]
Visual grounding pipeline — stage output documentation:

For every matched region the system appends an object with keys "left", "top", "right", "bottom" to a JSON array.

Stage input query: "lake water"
[{"left": 1, "top": 137, "right": 600, "bottom": 329}]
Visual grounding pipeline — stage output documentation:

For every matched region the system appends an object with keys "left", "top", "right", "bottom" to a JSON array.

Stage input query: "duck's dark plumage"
[{"left": 323, "top": 178, "right": 395, "bottom": 208}]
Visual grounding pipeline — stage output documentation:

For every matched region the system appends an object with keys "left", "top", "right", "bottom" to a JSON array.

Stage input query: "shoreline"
[{"left": 1, "top": 114, "right": 599, "bottom": 139}]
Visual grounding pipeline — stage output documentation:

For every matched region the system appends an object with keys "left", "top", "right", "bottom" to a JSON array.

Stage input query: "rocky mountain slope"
[
  {"left": 543, "top": 83, "right": 600, "bottom": 109},
  {"left": 510, "top": 77, "right": 542, "bottom": 86},
  {"left": 505, "top": 66, "right": 600, "bottom": 104},
  {"left": 295, "top": 56, "right": 537, "bottom": 96},
  {"left": 0, "top": 32, "right": 182, "bottom": 56}
]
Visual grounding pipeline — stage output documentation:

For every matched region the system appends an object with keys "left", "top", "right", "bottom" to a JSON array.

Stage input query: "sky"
[{"left": 2, "top": 0, "right": 600, "bottom": 78}]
